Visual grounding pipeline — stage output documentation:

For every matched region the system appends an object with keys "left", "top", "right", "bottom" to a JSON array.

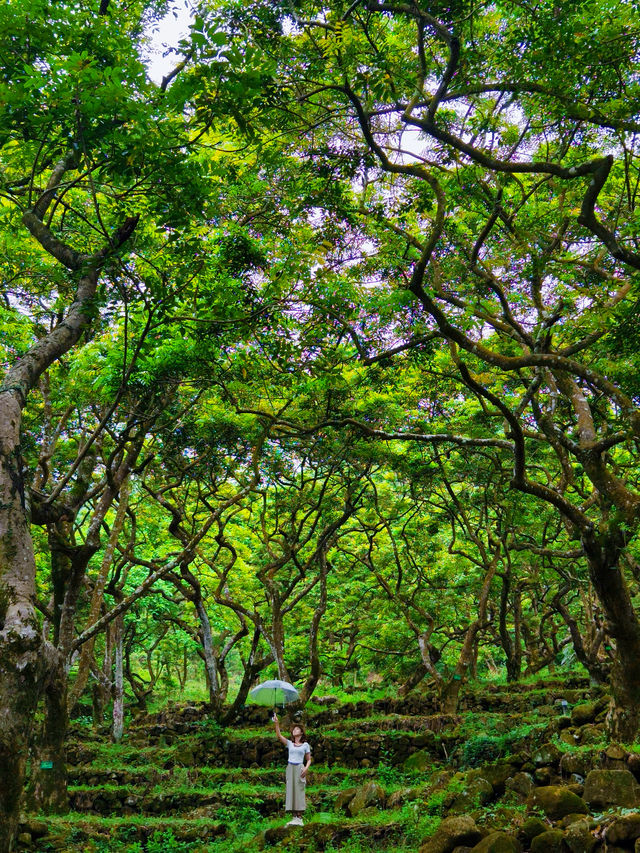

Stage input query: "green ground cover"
[{"left": 21, "top": 676, "right": 630, "bottom": 853}]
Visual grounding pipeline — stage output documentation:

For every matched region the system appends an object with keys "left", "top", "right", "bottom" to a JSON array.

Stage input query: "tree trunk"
[
  {"left": 92, "top": 626, "right": 114, "bottom": 725},
  {"left": 221, "top": 628, "right": 273, "bottom": 725},
  {"left": 0, "top": 395, "right": 45, "bottom": 852},
  {"left": 28, "top": 654, "right": 69, "bottom": 814},
  {"left": 195, "top": 599, "right": 223, "bottom": 713},
  {"left": 441, "top": 675, "right": 464, "bottom": 715},
  {"left": 298, "top": 558, "right": 329, "bottom": 706},
  {"left": 112, "top": 616, "right": 124, "bottom": 742},
  {"left": 499, "top": 571, "right": 522, "bottom": 682},
  {"left": 178, "top": 645, "right": 188, "bottom": 690},
  {"left": 585, "top": 537, "right": 640, "bottom": 741},
  {"left": 508, "top": 586, "right": 522, "bottom": 681},
  {"left": 123, "top": 625, "right": 153, "bottom": 710},
  {"left": 554, "top": 584, "right": 609, "bottom": 685},
  {"left": 68, "top": 478, "right": 130, "bottom": 714},
  {"left": 441, "top": 552, "right": 498, "bottom": 713},
  {"left": 0, "top": 165, "right": 136, "bottom": 846},
  {"left": 263, "top": 608, "right": 290, "bottom": 683},
  {"left": 398, "top": 662, "right": 429, "bottom": 696}
]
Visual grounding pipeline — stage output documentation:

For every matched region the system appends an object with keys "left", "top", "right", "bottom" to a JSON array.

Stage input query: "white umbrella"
[{"left": 249, "top": 679, "right": 299, "bottom": 709}]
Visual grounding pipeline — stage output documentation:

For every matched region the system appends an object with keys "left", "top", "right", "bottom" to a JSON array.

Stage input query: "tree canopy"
[{"left": 1, "top": 0, "right": 640, "bottom": 847}]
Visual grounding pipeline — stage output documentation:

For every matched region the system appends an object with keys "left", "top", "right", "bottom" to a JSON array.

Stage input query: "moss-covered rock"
[
  {"left": 583, "top": 769, "right": 640, "bottom": 809},
  {"left": 530, "top": 830, "right": 565, "bottom": 853},
  {"left": 533, "top": 743, "right": 563, "bottom": 768},
  {"left": 533, "top": 767, "right": 559, "bottom": 786},
  {"left": 19, "top": 818, "right": 48, "bottom": 840},
  {"left": 450, "top": 778, "right": 494, "bottom": 813},
  {"left": 479, "top": 762, "right": 519, "bottom": 795},
  {"left": 563, "top": 820, "right": 597, "bottom": 853},
  {"left": 571, "top": 698, "right": 608, "bottom": 728},
  {"left": 470, "top": 832, "right": 521, "bottom": 853},
  {"left": 528, "top": 786, "right": 588, "bottom": 820},
  {"left": 388, "top": 787, "right": 420, "bottom": 808},
  {"left": 172, "top": 744, "right": 197, "bottom": 766},
  {"left": 520, "top": 817, "right": 548, "bottom": 842},
  {"left": 506, "top": 772, "right": 534, "bottom": 798},
  {"left": 347, "top": 781, "right": 386, "bottom": 816},
  {"left": 405, "top": 748, "right": 435, "bottom": 772},
  {"left": 419, "top": 815, "right": 482, "bottom": 853},
  {"left": 559, "top": 730, "right": 578, "bottom": 746},
  {"left": 558, "top": 813, "right": 592, "bottom": 828},
  {"left": 605, "top": 813, "right": 640, "bottom": 845},
  {"left": 334, "top": 787, "right": 357, "bottom": 813},
  {"left": 415, "top": 730, "right": 439, "bottom": 749},
  {"left": 575, "top": 724, "right": 605, "bottom": 745},
  {"left": 604, "top": 744, "right": 627, "bottom": 762},
  {"left": 560, "top": 753, "right": 592, "bottom": 778},
  {"left": 571, "top": 703, "right": 599, "bottom": 727},
  {"left": 628, "top": 753, "right": 640, "bottom": 780}
]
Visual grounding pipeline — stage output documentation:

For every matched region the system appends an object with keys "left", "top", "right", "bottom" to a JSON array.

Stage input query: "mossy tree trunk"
[
  {"left": 498, "top": 567, "right": 522, "bottom": 683},
  {"left": 583, "top": 531, "right": 640, "bottom": 742},
  {"left": 27, "top": 653, "right": 69, "bottom": 814},
  {"left": 113, "top": 615, "right": 124, "bottom": 742},
  {"left": 0, "top": 151, "right": 137, "bottom": 848},
  {"left": 93, "top": 626, "right": 115, "bottom": 726},
  {"left": 221, "top": 627, "right": 274, "bottom": 725},
  {"left": 441, "top": 548, "right": 499, "bottom": 714},
  {"left": 67, "top": 478, "right": 130, "bottom": 715},
  {"left": 28, "top": 523, "right": 75, "bottom": 815},
  {"left": 0, "top": 395, "right": 44, "bottom": 853}
]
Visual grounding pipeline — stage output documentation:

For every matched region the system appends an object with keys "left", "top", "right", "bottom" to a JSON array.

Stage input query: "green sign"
[{"left": 40, "top": 761, "right": 54, "bottom": 770}]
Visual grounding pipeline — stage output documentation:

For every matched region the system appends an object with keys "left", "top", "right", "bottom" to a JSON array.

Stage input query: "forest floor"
[{"left": 18, "top": 675, "right": 640, "bottom": 852}]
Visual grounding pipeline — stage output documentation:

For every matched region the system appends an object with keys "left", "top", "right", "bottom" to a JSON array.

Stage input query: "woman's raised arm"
[{"left": 273, "top": 712, "right": 289, "bottom": 746}]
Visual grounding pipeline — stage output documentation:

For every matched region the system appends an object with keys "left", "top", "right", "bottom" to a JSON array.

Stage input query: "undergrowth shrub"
[
  {"left": 146, "top": 830, "right": 192, "bottom": 853},
  {"left": 194, "top": 718, "right": 226, "bottom": 741},
  {"left": 377, "top": 761, "right": 406, "bottom": 786},
  {"left": 405, "top": 812, "right": 441, "bottom": 845},
  {"left": 460, "top": 736, "right": 503, "bottom": 768}
]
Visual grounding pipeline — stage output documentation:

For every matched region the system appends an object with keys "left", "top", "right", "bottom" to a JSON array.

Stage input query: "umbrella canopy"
[{"left": 249, "top": 679, "right": 299, "bottom": 708}]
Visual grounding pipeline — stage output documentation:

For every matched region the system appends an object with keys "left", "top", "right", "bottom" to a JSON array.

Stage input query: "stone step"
[
  {"left": 67, "top": 704, "right": 578, "bottom": 770},
  {"left": 112, "top": 678, "right": 592, "bottom": 732},
  {"left": 67, "top": 783, "right": 339, "bottom": 817},
  {"left": 19, "top": 814, "right": 227, "bottom": 851},
  {"left": 21, "top": 810, "right": 410, "bottom": 852},
  {"left": 68, "top": 729, "right": 450, "bottom": 770},
  {"left": 254, "top": 814, "right": 410, "bottom": 850},
  {"left": 67, "top": 713, "right": 559, "bottom": 774},
  {"left": 110, "top": 713, "right": 460, "bottom": 746},
  {"left": 67, "top": 703, "right": 570, "bottom": 749},
  {"left": 132, "top": 712, "right": 462, "bottom": 740},
  {"left": 68, "top": 764, "right": 379, "bottom": 787}
]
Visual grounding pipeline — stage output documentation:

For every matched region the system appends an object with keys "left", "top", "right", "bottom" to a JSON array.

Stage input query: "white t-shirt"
[{"left": 286, "top": 739, "right": 311, "bottom": 764}]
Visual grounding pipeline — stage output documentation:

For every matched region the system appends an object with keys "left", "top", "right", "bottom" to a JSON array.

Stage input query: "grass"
[{"left": 37, "top": 804, "right": 428, "bottom": 852}]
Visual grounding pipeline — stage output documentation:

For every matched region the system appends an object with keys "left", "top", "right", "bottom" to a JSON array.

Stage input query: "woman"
[{"left": 273, "top": 711, "right": 312, "bottom": 826}]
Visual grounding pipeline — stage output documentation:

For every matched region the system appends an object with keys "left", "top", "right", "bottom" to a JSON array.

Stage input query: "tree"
[
  {"left": 0, "top": 0, "right": 276, "bottom": 839},
  {"left": 210, "top": 0, "right": 640, "bottom": 739}
]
